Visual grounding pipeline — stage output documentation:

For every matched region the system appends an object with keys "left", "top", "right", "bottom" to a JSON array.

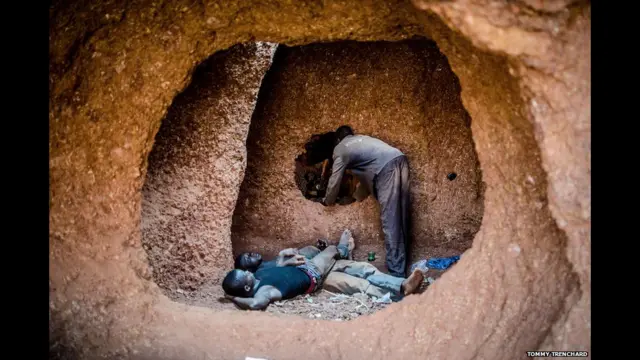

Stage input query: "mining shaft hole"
[{"left": 294, "top": 130, "right": 363, "bottom": 206}]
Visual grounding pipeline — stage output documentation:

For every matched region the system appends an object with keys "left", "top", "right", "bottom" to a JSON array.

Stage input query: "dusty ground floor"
[{"left": 173, "top": 262, "right": 450, "bottom": 321}]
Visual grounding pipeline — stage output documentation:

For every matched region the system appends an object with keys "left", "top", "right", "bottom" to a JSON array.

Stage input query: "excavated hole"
[
  {"left": 294, "top": 130, "right": 361, "bottom": 205},
  {"left": 141, "top": 38, "right": 485, "bottom": 321},
  {"left": 48, "top": 0, "right": 591, "bottom": 354},
  {"left": 232, "top": 39, "right": 484, "bottom": 265},
  {"left": 228, "top": 38, "right": 485, "bottom": 320}
]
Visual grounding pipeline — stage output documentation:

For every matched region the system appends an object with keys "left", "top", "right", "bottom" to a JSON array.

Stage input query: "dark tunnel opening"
[{"left": 294, "top": 130, "right": 363, "bottom": 206}]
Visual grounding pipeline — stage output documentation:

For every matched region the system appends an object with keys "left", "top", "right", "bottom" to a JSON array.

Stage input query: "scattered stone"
[
  {"left": 329, "top": 294, "right": 350, "bottom": 301},
  {"left": 373, "top": 293, "right": 392, "bottom": 304},
  {"left": 353, "top": 293, "right": 369, "bottom": 302}
]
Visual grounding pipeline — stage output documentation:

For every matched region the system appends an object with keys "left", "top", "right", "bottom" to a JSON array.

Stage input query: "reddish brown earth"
[
  {"left": 171, "top": 277, "right": 408, "bottom": 322},
  {"left": 49, "top": 0, "right": 590, "bottom": 359},
  {"left": 141, "top": 42, "right": 277, "bottom": 293},
  {"left": 231, "top": 39, "right": 484, "bottom": 272}
]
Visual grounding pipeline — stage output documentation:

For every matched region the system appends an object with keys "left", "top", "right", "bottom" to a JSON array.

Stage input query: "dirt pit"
[
  {"left": 49, "top": 0, "right": 590, "bottom": 357},
  {"left": 141, "top": 38, "right": 480, "bottom": 299},
  {"left": 232, "top": 38, "right": 484, "bottom": 270},
  {"left": 172, "top": 264, "right": 449, "bottom": 320}
]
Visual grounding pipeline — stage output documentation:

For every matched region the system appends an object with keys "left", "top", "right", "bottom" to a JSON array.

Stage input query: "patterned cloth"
[{"left": 297, "top": 263, "right": 323, "bottom": 294}]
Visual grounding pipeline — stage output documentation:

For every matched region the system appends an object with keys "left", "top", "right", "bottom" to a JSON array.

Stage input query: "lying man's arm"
[
  {"left": 226, "top": 286, "right": 281, "bottom": 311},
  {"left": 276, "top": 254, "right": 306, "bottom": 267},
  {"left": 226, "top": 295, "right": 270, "bottom": 311},
  {"left": 278, "top": 248, "right": 299, "bottom": 257}
]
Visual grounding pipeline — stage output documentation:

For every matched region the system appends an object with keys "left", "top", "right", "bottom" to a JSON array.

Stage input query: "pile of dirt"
[
  {"left": 267, "top": 290, "right": 389, "bottom": 321},
  {"left": 173, "top": 280, "right": 403, "bottom": 320}
]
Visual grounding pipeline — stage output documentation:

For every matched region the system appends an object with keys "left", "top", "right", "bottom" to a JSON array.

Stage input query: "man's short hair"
[
  {"left": 222, "top": 269, "right": 251, "bottom": 297},
  {"left": 234, "top": 253, "right": 260, "bottom": 272},
  {"left": 234, "top": 253, "right": 248, "bottom": 269},
  {"left": 335, "top": 125, "right": 354, "bottom": 142}
]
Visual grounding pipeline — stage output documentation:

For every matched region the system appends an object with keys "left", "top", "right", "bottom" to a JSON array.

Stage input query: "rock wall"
[
  {"left": 412, "top": 0, "right": 591, "bottom": 351},
  {"left": 141, "top": 42, "right": 277, "bottom": 292},
  {"left": 232, "top": 39, "right": 484, "bottom": 271},
  {"left": 49, "top": 0, "right": 590, "bottom": 359}
]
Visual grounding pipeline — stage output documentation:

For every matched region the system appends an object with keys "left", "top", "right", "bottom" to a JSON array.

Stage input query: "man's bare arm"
[
  {"left": 226, "top": 296, "right": 259, "bottom": 310},
  {"left": 226, "top": 287, "right": 281, "bottom": 310},
  {"left": 278, "top": 248, "right": 299, "bottom": 257},
  {"left": 276, "top": 254, "right": 306, "bottom": 267}
]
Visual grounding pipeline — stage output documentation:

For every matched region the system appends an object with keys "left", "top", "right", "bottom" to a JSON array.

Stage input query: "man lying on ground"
[
  {"left": 234, "top": 230, "right": 425, "bottom": 302},
  {"left": 235, "top": 240, "right": 331, "bottom": 274},
  {"left": 221, "top": 232, "right": 353, "bottom": 310}
]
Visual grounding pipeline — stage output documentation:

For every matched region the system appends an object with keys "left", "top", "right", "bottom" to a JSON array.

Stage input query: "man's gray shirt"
[{"left": 323, "top": 135, "right": 403, "bottom": 205}]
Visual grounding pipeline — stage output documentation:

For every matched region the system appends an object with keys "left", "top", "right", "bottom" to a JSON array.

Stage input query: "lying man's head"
[
  {"left": 222, "top": 269, "right": 256, "bottom": 297},
  {"left": 234, "top": 252, "right": 263, "bottom": 272}
]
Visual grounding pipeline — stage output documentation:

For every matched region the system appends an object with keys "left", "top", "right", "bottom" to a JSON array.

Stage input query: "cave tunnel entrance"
[
  {"left": 49, "top": 0, "right": 591, "bottom": 353},
  {"left": 141, "top": 37, "right": 484, "bottom": 319},
  {"left": 231, "top": 38, "right": 485, "bottom": 289}
]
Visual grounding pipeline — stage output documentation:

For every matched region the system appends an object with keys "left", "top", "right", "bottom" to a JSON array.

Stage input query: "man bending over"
[{"left": 317, "top": 126, "right": 412, "bottom": 278}]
